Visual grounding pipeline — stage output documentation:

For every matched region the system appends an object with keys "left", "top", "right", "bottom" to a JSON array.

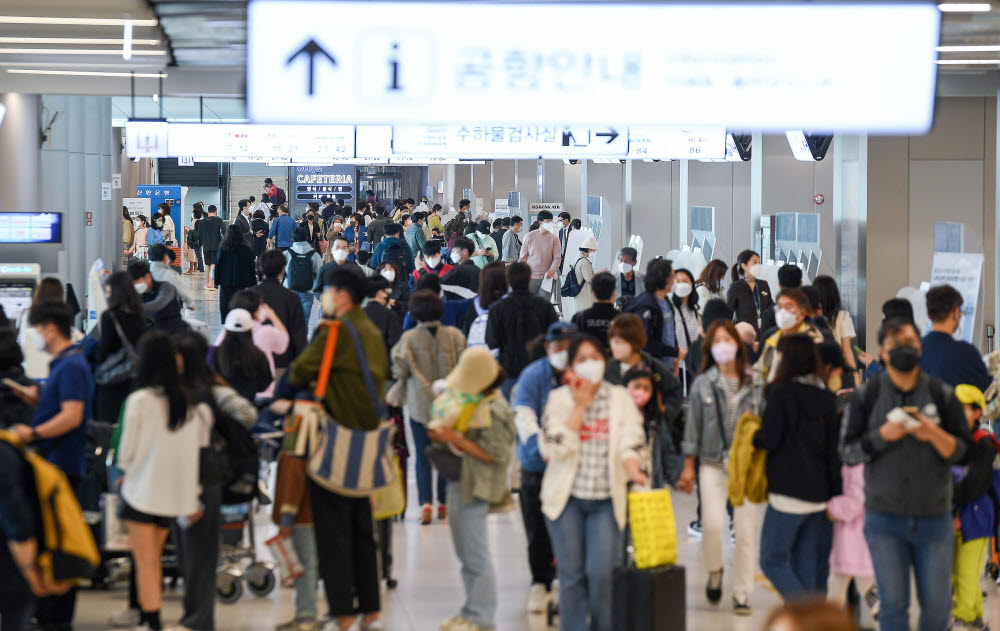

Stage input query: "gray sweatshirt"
[{"left": 839, "top": 372, "right": 970, "bottom": 517}]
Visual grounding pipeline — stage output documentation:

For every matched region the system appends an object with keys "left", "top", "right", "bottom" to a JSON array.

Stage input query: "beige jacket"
[{"left": 389, "top": 321, "right": 466, "bottom": 423}]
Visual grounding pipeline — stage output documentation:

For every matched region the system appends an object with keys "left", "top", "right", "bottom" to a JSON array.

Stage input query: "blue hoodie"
[{"left": 512, "top": 356, "right": 562, "bottom": 474}]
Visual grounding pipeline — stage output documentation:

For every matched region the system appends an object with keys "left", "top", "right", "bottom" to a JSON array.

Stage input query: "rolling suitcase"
[{"left": 612, "top": 563, "right": 686, "bottom": 631}]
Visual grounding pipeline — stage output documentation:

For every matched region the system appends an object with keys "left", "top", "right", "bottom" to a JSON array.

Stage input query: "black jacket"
[
  {"left": 251, "top": 218, "right": 270, "bottom": 256},
  {"left": 754, "top": 380, "right": 842, "bottom": 503},
  {"left": 625, "top": 291, "right": 678, "bottom": 360},
  {"left": 214, "top": 244, "right": 257, "bottom": 290},
  {"left": 364, "top": 302, "right": 403, "bottom": 366},
  {"left": 440, "top": 260, "right": 480, "bottom": 300},
  {"left": 197, "top": 215, "right": 225, "bottom": 251},
  {"left": 485, "top": 291, "right": 559, "bottom": 378},
  {"left": 368, "top": 216, "right": 389, "bottom": 247},
  {"left": 571, "top": 302, "right": 619, "bottom": 347},
  {"left": 234, "top": 213, "right": 253, "bottom": 248},
  {"left": 727, "top": 279, "right": 774, "bottom": 335},
  {"left": 251, "top": 278, "right": 308, "bottom": 369}
]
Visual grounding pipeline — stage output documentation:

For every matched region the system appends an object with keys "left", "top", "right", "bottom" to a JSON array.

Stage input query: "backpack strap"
[
  {"left": 339, "top": 317, "right": 388, "bottom": 419},
  {"left": 314, "top": 320, "right": 341, "bottom": 399}
]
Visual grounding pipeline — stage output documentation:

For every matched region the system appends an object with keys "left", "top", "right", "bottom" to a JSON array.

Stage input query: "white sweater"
[
  {"left": 538, "top": 383, "right": 646, "bottom": 529},
  {"left": 118, "top": 388, "right": 213, "bottom": 518}
]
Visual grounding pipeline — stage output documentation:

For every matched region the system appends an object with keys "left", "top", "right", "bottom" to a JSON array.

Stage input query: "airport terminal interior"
[{"left": 7, "top": 1, "right": 1000, "bottom": 631}]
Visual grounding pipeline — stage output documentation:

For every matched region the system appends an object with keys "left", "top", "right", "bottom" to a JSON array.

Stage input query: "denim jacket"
[{"left": 682, "top": 366, "right": 765, "bottom": 464}]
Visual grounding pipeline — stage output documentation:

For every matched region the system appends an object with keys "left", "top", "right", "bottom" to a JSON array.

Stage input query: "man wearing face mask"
[
  {"left": 284, "top": 227, "right": 324, "bottom": 326},
  {"left": 440, "top": 237, "right": 480, "bottom": 301},
  {"left": 410, "top": 239, "right": 453, "bottom": 290},
  {"left": 148, "top": 244, "right": 196, "bottom": 312},
  {"left": 840, "top": 318, "right": 971, "bottom": 631},
  {"left": 469, "top": 220, "right": 499, "bottom": 269},
  {"left": 127, "top": 260, "right": 189, "bottom": 335},
  {"left": 614, "top": 247, "right": 645, "bottom": 309},
  {"left": 501, "top": 216, "right": 524, "bottom": 263},
  {"left": 625, "top": 258, "right": 683, "bottom": 369},
  {"left": 519, "top": 210, "right": 562, "bottom": 298},
  {"left": 754, "top": 289, "right": 826, "bottom": 382},
  {"left": 920, "top": 284, "right": 992, "bottom": 391},
  {"left": 510, "top": 322, "right": 578, "bottom": 613},
  {"left": 759, "top": 264, "right": 802, "bottom": 334},
  {"left": 234, "top": 199, "right": 254, "bottom": 248}
]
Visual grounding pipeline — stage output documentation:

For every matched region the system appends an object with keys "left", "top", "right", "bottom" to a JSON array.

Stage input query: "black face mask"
[{"left": 887, "top": 346, "right": 921, "bottom": 372}]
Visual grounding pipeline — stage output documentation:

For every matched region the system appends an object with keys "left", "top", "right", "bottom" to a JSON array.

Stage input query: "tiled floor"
[{"left": 70, "top": 273, "right": 1000, "bottom": 630}]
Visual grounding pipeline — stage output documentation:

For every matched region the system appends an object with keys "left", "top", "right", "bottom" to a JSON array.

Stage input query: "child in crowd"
[
  {"left": 624, "top": 366, "right": 683, "bottom": 488},
  {"left": 950, "top": 384, "right": 998, "bottom": 631},
  {"left": 429, "top": 348, "right": 497, "bottom": 434}
]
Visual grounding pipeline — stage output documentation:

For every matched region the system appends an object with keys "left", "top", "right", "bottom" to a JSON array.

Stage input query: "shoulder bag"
[{"left": 94, "top": 312, "right": 138, "bottom": 386}]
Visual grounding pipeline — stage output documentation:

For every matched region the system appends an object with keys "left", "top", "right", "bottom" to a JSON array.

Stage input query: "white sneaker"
[
  {"left": 527, "top": 583, "right": 549, "bottom": 613},
  {"left": 440, "top": 617, "right": 467, "bottom": 631},
  {"left": 110, "top": 609, "right": 141, "bottom": 627}
]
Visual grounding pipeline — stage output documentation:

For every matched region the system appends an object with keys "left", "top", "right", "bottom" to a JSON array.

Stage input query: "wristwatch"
[{"left": 30, "top": 427, "right": 40, "bottom": 443}]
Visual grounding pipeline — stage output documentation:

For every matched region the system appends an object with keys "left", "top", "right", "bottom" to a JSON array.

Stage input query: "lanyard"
[{"left": 750, "top": 282, "right": 761, "bottom": 315}]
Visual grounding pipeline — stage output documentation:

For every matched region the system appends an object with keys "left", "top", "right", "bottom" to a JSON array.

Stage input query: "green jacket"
[
  {"left": 459, "top": 396, "right": 517, "bottom": 505},
  {"left": 289, "top": 308, "right": 388, "bottom": 430}
]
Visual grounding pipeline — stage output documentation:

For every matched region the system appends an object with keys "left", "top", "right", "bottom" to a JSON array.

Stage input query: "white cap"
[
  {"left": 223, "top": 308, "right": 254, "bottom": 333},
  {"left": 580, "top": 236, "right": 599, "bottom": 250}
]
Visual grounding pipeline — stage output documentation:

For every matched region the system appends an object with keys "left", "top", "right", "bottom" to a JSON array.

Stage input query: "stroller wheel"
[
  {"left": 546, "top": 600, "right": 558, "bottom": 627},
  {"left": 386, "top": 577, "right": 398, "bottom": 589},
  {"left": 216, "top": 568, "right": 244, "bottom": 604},
  {"left": 245, "top": 562, "right": 277, "bottom": 597},
  {"left": 987, "top": 562, "right": 999, "bottom": 581}
]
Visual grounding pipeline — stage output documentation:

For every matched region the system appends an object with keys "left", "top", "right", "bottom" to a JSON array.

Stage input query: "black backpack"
[
  {"left": 560, "top": 258, "right": 585, "bottom": 298},
  {"left": 287, "top": 249, "right": 315, "bottom": 291},
  {"left": 273, "top": 187, "right": 287, "bottom": 206},
  {"left": 382, "top": 241, "right": 413, "bottom": 278},
  {"left": 209, "top": 411, "right": 258, "bottom": 505}
]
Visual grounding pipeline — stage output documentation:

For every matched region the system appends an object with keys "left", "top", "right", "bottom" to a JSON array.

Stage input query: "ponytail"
[{"left": 730, "top": 262, "right": 743, "bottom": 282}]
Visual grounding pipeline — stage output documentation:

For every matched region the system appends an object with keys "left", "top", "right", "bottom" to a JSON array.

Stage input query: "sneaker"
[
  {"left": 440, "top": 617, "right": 468, "bottom": 631},
  {"left": 276, "top": 621, "right": 317, "bottom": 631},
  {"left": 110, "top": 610, "right": 141, "bottom": 628},
  {"left": 438, "top": 504, "right": 448, "bottom": 521},
  {"left": 733, "top": 597, "right": 752, "bottom": 616},
  {"left": 360, "top": 619, "right": 385, "bottom": 631},
  {"left": 864, "top": 584, "right": 880, "bottom": 620},
  {"left": 420, "top": 504, "right": 432, "bottom": 525},
  {"left": 527, "top": 583, "right": 549, "bottom": 613},
  {"left": 706, "top": 570, "right": 723, "bottom": 605},
  {"left": 688, "top": 520, "right": 702, "bottom": 538}
]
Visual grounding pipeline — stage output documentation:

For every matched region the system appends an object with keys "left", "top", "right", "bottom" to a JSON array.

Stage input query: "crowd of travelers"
[{"left": 3, "top": 190, "right": 998, "bottom": 631}]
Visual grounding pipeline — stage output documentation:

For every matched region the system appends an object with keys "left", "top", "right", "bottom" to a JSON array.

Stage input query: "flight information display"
[{"left": 0, "top": 212, "right": 62, "bottom": 243}]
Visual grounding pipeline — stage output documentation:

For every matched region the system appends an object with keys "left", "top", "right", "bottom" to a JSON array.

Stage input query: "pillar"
[{"left": 0, "top": 93, "right": 42, "bottom": 213}]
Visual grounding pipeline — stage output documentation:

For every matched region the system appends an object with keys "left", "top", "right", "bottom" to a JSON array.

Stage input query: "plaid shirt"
[{"left": 571, "top": 383, "right": 613, "bottom": 500}]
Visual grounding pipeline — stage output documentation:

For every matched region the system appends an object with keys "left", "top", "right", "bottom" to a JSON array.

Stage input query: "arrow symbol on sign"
[
  {"left": 287, "top": 39, "right": 336, "bottom": 97},
  {"left": 596, "top": 128, "right": 619, "bottom": 144}
]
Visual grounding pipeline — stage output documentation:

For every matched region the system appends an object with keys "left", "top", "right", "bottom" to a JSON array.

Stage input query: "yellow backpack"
[{"left": 0, "top": 430, "right": 100, "bottom": 584}]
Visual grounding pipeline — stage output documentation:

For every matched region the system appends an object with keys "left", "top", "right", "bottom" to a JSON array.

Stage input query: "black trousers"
[
  {"left": 308, "top": 480, "right": 380, "bottom": 616},
  {"left": 519, "top": 470, "right": 555, "bottom": 588},
  {"left": 0, "top": 549, "right": 34, "bottom": 631},
  {"left": 175, "top": 485, "right": 222, "bottom": 631}
]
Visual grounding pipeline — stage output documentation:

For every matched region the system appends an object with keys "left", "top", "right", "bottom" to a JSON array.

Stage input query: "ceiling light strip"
[
  {"left": 6, "top": 68, "right": 166, "bottom": 78},
  {"left": 0, "top": 16, "right": 157, "bottom": 26},
  {"left": 937, "top": 3, "right": 992, "bottom": 12},
  {"left": 0, "top": 37, "right": 160, "bottom": 45},
  {"left": 937, "top": 44, "right": 1000, "bottom": 52},
  {"left": 0, "top": 48, "right": 165, "bottom": 55},
  {"left": 935, "top": 59, "right": 1000, "bottom": 64}
]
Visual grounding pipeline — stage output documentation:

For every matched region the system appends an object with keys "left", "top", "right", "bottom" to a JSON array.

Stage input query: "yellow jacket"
[{"left": 727, "top": 412, "right": 767, "bottom": 506}]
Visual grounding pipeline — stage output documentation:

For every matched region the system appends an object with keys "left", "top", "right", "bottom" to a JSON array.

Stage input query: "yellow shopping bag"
[
  {"left": 371, "top": 457, "right": 405, "bottom": 520},
  {"left": 628, "top": 488, "right": 678, "bottom": 569}
]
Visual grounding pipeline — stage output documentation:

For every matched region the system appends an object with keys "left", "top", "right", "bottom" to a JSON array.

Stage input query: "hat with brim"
[
  {"left": 224, "top": 308, "right": 254, "bottom": 333},
  {"left": 580, "top": 236, "right": 599, "bottom": 250},
  {"left": 444, "top": 347, "right": 501, "bottom": 394}
]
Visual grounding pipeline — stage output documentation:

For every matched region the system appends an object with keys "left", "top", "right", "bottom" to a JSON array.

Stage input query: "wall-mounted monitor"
[
  {"left": 775, "top": 212, "right": 797, "bottom": 242},
  {"left": 0, "top": 212, "right": 63, "bottom": 244}
]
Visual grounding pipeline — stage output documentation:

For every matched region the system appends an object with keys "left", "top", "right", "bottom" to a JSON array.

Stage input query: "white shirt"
[
  {"left": 118, "top": 388, "right": 213, "bottom": 517},
  {"left": 833, "top": 309, "right": 857, "bottom": 341}
]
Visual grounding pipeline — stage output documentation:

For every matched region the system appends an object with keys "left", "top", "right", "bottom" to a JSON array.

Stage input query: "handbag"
[
  {"left": 94, "top": 312, "right": 138, "bottom": 386},
  {"left": 425, "top": 444, "right": 462, "bottom": 482},
  {"left": 370, "top": 456, "right": 405, "bottom": 520},
  {"left": 627, "top": 488, "right": 678, "bottom": 569},
  {"left": 297, "top": 318, "right": 398, "bottom": 497}
]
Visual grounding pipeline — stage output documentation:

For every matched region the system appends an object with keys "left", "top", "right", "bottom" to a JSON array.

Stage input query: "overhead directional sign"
[
  {"left": 627, "top": 127, "right": 727, "bottom": 160},
  {"left": 392, "top": 125, "right": 627, "bottom": 158},
  {"left": 124, "top": 122, "right": 355, "bottom": 161},
  {"left": 248, "top": 1, "right": 939, "bottom": 133}
]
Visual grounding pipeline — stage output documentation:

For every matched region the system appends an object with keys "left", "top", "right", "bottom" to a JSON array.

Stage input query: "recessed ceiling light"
[
  {"left": 0, "top": 16, "right": 158, "bottom": 26},
  {"left": 937, "top": 44, "right": 1000, "bottom": 52},
  {"left": 935, "top": 58, "right": 1000, "bottom": 64},
  {"left": 6, "top": 68, "right": 166, "bottom": 77},
  {"left": 937, "top": 3, "right": 991, "bottom": 12},
  {"left": 0, "top": 37, "right": 160, "bottom": 45},
  {"left": 0, "top": 48, "right": 166, "bottom": 55}
]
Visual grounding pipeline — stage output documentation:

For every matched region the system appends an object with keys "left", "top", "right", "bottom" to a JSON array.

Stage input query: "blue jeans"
[
  {"left": 546, "top": 497, "right": 621, "bottom": 631},
  {"left": 410, "top": 419, "right": 447, "bottom": 506},
  {"left": 864, "top": 511, "right": 954, "bottom": 631},
  {"left": 759, "top": 506, "right": 832, "bottom": 599},
  {"left": 296, "top": 291, "right": 314, "bottom": 327},
  {"left": 500, "top": 377, "right": 517, "bottom": 402},
  {"left": 447, "top": 481, "right": 496, "bottom": 629},
  {"left": 193, "top": 245, "right": 204, "bottom": 272},
  {"left": 291, "top": 525, "right": 318, "bottom": 621}
]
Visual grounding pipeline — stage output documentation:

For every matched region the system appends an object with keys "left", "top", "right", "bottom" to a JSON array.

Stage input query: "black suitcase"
[{"left": 612, "top": 563, "right": 686, "bottom": 631}]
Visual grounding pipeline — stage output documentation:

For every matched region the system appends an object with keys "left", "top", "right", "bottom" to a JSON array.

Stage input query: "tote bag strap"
[
  {"left": 314, "top": 320, "right": 341, "bottom": 399},
  {"left": 107, "top": 311, "right": 137, "bottom": 360},
  {"left": 340, "top": 317, "right": 388, "bottom": 419}
]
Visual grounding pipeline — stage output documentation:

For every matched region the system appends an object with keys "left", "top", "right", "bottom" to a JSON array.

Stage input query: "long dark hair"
[
  {"left": 768, "top": 334, "right": 820, "bottom": 394},
  {"left": 173, "top": 331, "right": 226, "bottom": 389},
  {"left": 478, "top": 261, "right": 508, "bottom": 310},
  {"left": 216, "top": 329, "right": 268, "bottom": 380},
  {"left": 699, "top": 320, "right": 750, "bottom": 385},
  {"left": 106, "top": 271, "right": 144, "bottom": 316},
  {"left": 812, "top": 275, "right": 843, "bottom": 322},
  {"left": 671, "top": 268, "right": 700, "bottom": 312},
  {"left": 696, "top": 259, "right": 727, "bottom": 293},
  {"left": 221, "top": 223, "right": 244, "bottom": 252},
  {"left": 731, "top": 249, "right": 758, "bottom": 282},
  {"left": 135, "top": 330, "right": 189, "bottom": 430}
]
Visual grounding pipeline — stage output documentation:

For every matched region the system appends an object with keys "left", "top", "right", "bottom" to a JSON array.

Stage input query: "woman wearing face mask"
[
  {"left": 376, "top": 261, "right": 411, "bottom": 314},
  {"left": 343, "top": 213, "right": 368, "bottom": 261},
  {"left": 727, "top": 249, "right": 773, "bottom": 337},
  {"left": 323, "top": 217, "right": 346, "bottom": 263},
  {"left": 147, "top": 212, "right": 166, "bottom": 247},
  {"left": 128, "top": 215, "right": 149, "bottom": 260},
  {"left": 469, "top": 220, "right": 499, "bottom": 269},
  {"left": 672, "top": 268, "right": 703, "bottom": 384},
  {"left": 695, "top": 259, "right": 728, "bottom": 306},
  {"left": 302, "top": 210, "right": 323, "bottom": 252},
  {"left": 93, "top": 272, "right": 149, "bottom": 424},
  {"left": 604, "top": 314, "right": 685, "bottom": 424},
  {"left": 676, "top": 319, "right": 764, "bottom": 616},
  {"left": 569, "top": 236, "right": 599, "bottom": 313},
  {"left": 539, "top": 335, "right": 649, "bottom": 631}
]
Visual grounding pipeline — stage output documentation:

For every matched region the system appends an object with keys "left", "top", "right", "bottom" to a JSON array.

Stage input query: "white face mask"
[
  {"left": 450, "top": 251, "right": 463, "bottom": 264},
  {"left": 618, "top": 262, "right": 633, "bottom": 274},
  {"left": 547, "top": 350, "right": 569, "bottom": 371},
  {"left": 573, "top": 359, "right": 606, "bottom": 384},
  {"left": 332, "top": 248, "right": 349, "bottom": 263},
  {"left": 542, "top": 221, "right": 554, "bottom": 232},
  {"left": 133, "top": 281, "right": 149, "bottom": 294},
  {"left": 425, "top": 256, "right": 441, "bottom": 268},
  {"left": 609, "top": 338, "right": 633, "bottom": 362},
  {"left": 673, "top": 282, "right": 693, "bottom": 298},
  {"left": 775, "top": 308, "right": 799, "bottom": 330},
  {"left": 746, "top": 263, "right": 763, "bottom": 278},
  {"left": 29, "top": 327, "right": 47, "bottom": 352},
  {"left": 380, "top": 269, "right": 396, "bottom": 282},
  {"left": 476, "top": 231, "right": 488, "bottom": 240}
]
